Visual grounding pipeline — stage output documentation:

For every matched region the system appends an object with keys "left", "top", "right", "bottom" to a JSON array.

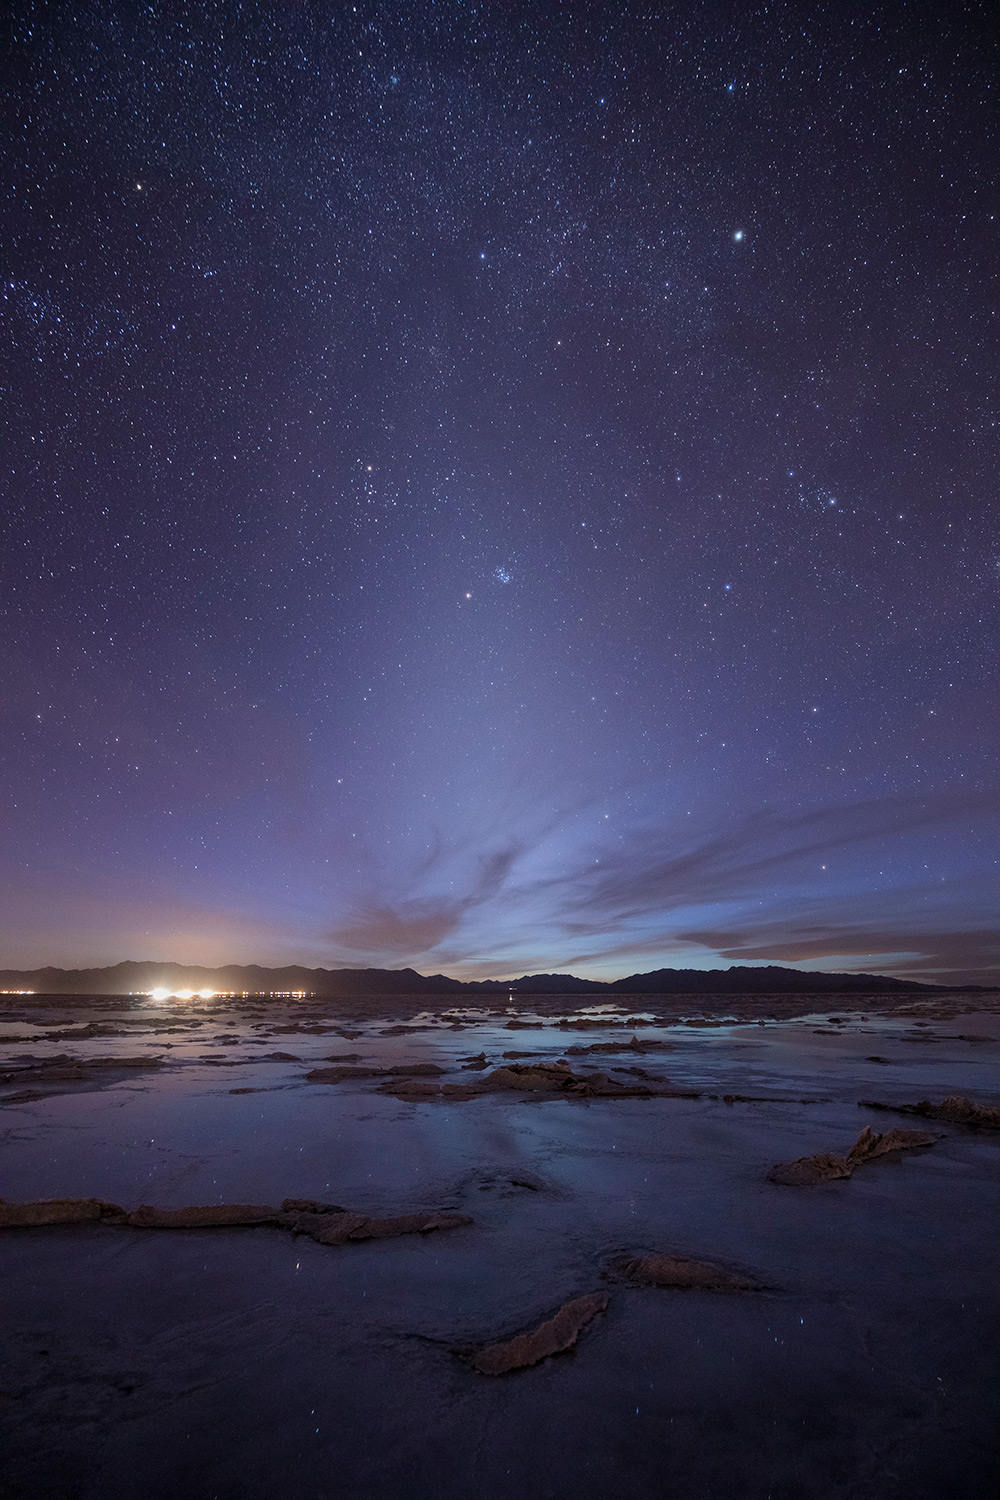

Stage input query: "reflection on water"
[
  {"left": 1, "top": 990, "right": 998, "bottom": 1500},
  {"left": 2, "top": 991, "right": 997, "bottom": 1204}
]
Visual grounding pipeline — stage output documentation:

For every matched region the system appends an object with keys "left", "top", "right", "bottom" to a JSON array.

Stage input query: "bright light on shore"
[{"left": 148, "top": 987, "right": 215, "bottom": 1001}]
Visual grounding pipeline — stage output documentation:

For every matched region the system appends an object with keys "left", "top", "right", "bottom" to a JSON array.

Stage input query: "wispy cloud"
[
  {"left": 328, "top": 845, "right": 523, "bottom": 961},
  {"left": 539, "top": 786, "right": 1000, "bottom": 931},
  {"left": 324, "top": 783, "right": 1000, "bottom": 982}
]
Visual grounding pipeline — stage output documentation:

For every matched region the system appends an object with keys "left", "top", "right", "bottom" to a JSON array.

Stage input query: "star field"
[{"left": 2, "top": 2, "right": 997, "bottom": 983}]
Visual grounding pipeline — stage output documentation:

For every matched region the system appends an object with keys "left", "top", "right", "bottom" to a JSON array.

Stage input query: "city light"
[{"left": 147, "top": 987, "right": 215, "bottom": 1000}]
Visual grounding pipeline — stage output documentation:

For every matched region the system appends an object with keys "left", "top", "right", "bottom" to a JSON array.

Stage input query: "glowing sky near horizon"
[{"left": 2, "top": 2, "right": 997, "bottom": 985}]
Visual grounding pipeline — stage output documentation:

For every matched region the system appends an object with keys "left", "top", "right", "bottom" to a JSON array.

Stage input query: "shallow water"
[{"left": 2, "top": 991, "right": 998, "bottom": 1499}]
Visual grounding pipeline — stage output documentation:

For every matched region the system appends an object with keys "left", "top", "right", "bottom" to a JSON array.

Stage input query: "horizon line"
[{"left": 1, "top": 956, "right": 991, "bottom": 990}]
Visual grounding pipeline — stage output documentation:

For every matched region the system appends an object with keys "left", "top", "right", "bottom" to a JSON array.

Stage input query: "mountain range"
[{"left": 0, "top": 960, "right": 967, "bottom": 997}]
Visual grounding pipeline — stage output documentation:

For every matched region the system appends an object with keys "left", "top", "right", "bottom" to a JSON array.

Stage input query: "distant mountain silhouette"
[
  {"left": 0, "top": 959, "right": 956, "bottom": 997},
  {"left": 613, "top": 965, "right": 931, "bottom": 994},
  {"left": 0, "top": 961, "right": 460, "bottom": 997}
]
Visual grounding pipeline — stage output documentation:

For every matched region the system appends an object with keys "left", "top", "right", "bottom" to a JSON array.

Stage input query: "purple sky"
[{"left": 2, "top": 2, "right": 997, "bottom": 984}]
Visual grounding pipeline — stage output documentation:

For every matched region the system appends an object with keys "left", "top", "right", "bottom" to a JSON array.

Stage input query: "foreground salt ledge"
[
  {"left": 768, "top": 1125, "right": 938, "bottom": 1186},
  {"left": 0, "top": 1196, "right": 472, "bottom": 1243},
  {"left": 470, "top": 1293, "right": 609, "bottom": 1376}
]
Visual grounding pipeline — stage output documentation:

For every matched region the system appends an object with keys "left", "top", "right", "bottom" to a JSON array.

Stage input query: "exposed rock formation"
[
  {"left": 565, "top": 1036, "right": 669, "bottom": 1055},
  {"left": 860, "top": 1094, "right": 1000, "bottom": 1129},
  {"left": 305, "top": 1062, "right": 445, "bottom": 1084},
  {"left": 0, "top": 1197, "right": 125, "bottom": 1227},
  {"left": 280, "top": 1197, "right": 346, "bottom": 1213},
  {"left": 277, "top": 1204, "right": 472, "bottom": 1245},
  {"left": 1, "top": 1196, "right": 473, "bottom": 1245},
  {"left": 607, "top": 1253, "right": 762, "bottom": 1291},
  {"left": 382, "top": 1061, "right": 675, "bottom": 1101},
  {"left": 126, "top": 1204, "right": 280, "bottom": 1228},
  {"left": 1, "top": 1056, "right": 163, "bottom": 1084},
  {"left": 471, "top": 1292, "right": 608, "bottom": 1375},
  {"left": 768, "top": 1151, "right": 854, "bottom": 1186},
  {"left": 847, "top": 1126, "right": 938, "bottom": 1163},
  {"left": 768, "top": 1125, "right": 938, "bottom": 1185}
]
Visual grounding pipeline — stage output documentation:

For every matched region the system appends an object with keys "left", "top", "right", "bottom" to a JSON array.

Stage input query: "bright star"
[{"left": 733, "top": 230, "right": 744, "bottom": 242}]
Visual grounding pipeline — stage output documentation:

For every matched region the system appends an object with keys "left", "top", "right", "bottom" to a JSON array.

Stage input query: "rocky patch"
[
  {"left": 768, "top": 1125, "right": 938, "bottom": 1185},
  {"left": 2, "top": 1056, "right": 163, "bottom": 1084},
  {"left": 860, "top": 1094, "right": 1000, "bottom": 1129},
  {"left": 564, "top": 1035, "right": 669, "bottom": 1056},
  {"left": 381, "top": 1060, "right": 676, "bottom": 1101},
  {"left": 126, "top": 1204, "right": 279, "bottom": 1228},
  {"left": 288, "top": 1208, "right": 471, "bottom": 1244},
  {"left": 469, "top": 1292, "right": 608, "bottom": 1375},
  {"left": 305, "top": 1062, "right": 445, "bottom": 1084},
  {"left": 0, "top": 1197, "right": 125, "bottom": 1227},
  {"left": 1, "top": 1196, "right": 473, "bottom": 1246},
  {"left": 607, "top": 1253, "right": 763, "bottom": 1292}
]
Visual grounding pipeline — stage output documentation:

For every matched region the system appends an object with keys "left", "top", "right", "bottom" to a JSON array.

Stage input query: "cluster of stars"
[{"left": 0, "top": 1, "right": 995, "bottom": 984}]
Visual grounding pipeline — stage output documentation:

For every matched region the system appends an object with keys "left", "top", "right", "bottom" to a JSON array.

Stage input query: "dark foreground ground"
[{"left": 1, "top": 988, "right": 998, "bottom": 1499}]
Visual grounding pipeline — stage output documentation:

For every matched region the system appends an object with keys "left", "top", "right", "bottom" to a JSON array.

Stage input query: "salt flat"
[{"left": 2, "top": 990, "right": 998, "bottom": 1499}]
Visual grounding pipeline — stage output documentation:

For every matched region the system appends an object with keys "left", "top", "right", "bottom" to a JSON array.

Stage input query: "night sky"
[{"left": 2, "top": 2, "right": 997, "bottom": 984}]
